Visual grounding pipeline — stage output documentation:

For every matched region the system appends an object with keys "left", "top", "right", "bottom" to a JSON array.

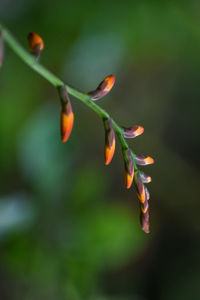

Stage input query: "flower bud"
[
  {"left": 140, "top": 171, "right": 152, "bottom": 183},
  {"left": 28, "top": 32, "right": 44, "bottom": 58},
  {"left": 135, "top": 155, "right": 154, "bottom": 166},
  {"left": 103, "top": 118, "right": 115, "bottom": 165},
  {"left": 88, "top": 75, "right": 115, "bottom": 100},
  {"left": 0, "top": 31, "right": 4, "bottom": 67},
  {"left": 123, "top": 125, "right": 144, "bottom": 139},
  {"left": 134, "top": 171, "right": 146, "bottom": 203},
  {"left": 140, "top": 199, "right": 148, "bottom": 214},
  {"left": 123, "top": 149, "right": 134, "bottom": 189},
  {"left": 140, "top": 211, "right": 150, "bottom": 233},
  {"left": 58, "top": 86, "right": 74, "bottom": 143}
]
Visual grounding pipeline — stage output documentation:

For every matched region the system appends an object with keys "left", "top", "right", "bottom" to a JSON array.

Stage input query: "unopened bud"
[
  {"left": 58, "top": 86, "right": 74, "bottom": 143},
  {"left": 123, "top": 125, "right": 144, "bottom": 139},
  {"left": 103, "top": 118, "right": 115, "bottom": 165},
  {"left": 140, "top": 211, "right": 150, "bottom": 233},
  {"left": 140, "top": 171, "right": 152, "bottom": 183},
  {"left": 145, "top": 186, "right": 150, "bottom": 201},
  {"left": 0, "top": 31, "right": 4, "bottom": 67},
  {"left": 135, "top": 155, "right": 154, "bottom": 166},
  {"left": 123, "top": 149, "right": 134, "bottom": 189},
  {"left": 28, "top": 32, "right": 44, "bottom": 58},
  {"left": 140, "top": 199, "right": 148, "bottom": 214},
  {"left": 134, "top": 171, "right": 146, "bottom": 203},
  {"left": 88, "top": 75, "right": 115, "bottom": 100}
]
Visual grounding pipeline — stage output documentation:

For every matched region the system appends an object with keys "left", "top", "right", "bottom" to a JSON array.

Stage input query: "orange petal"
[
  {"left": 105, "top": 139, "right": 115, "bottom": 165},
  {"left": 145, "top": 156, "right": 154, "bottom": 165},
  {"left": 61, "top": 110, "right": 74, "bottom": 143},
  {"left": 103, "top": 75, "right": 115, "bottom": 92}
]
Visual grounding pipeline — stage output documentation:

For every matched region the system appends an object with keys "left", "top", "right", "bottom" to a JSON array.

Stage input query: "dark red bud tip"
[
  {"left": 0, "top": 31, "right": 4, "bottom": 67},
  {"left": 88, "top": 75, "right": 115, "bottom": 100},
  {"left": 123, "top": 125, "right": 144, "bottom": 139},
  {"left": 140, "top": 211, "right": 150, "bottom": 234},
  {"left": 135, "top": 155, "right": 154, "bottom": 166},
  {"left": 104, "top": 118, "right": 115, "bottom": 165},
  {"left": 28, "top": 32, "right": 44, "bottom": 58}
]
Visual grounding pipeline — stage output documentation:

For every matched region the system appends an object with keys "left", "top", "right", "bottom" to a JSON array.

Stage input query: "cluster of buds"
[
  {"left": 3, "top": 30, "right": 154, "bottom": 233},
  {"left": 121, "top": 147, "right": 154, "bottom": 233},
  {"left": 56, "top": 72, "right": 154, "bottom": 233}
]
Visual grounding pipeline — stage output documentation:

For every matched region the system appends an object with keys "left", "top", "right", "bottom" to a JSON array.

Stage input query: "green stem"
[{"left": 1, "top": 25, "right": 130, "bottom": 154}]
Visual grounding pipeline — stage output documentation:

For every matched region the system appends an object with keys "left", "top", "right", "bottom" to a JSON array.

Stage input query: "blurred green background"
[{"left": 0, "top": 0, "right": 200, "bottom": 299}]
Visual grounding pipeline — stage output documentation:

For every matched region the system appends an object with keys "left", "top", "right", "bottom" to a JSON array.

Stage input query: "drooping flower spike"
[
  {"left": 0, "top": 31, "right": 3, "bottom": 67},
  {"left": 88, "top": 75, "right": 115, "bottom": 100},
  {"left": 58, "top": 85, "right": 74, "bottom": 143},
  {"left": 1, "top": 27, "right": 155, "bottom": 234},
  {"left": 123, "top": 149, "right": 134, "bottom": 189},
  {"left": 103, "top": 118, "right": 115, "bottom": 165},
  {"left": 28, "top": 32, "right": 44, "bottom": 58},
  {"left": 123, "top": 125, "right": 144, "bottom": 139},
  {"left": 135, "top": 155, "right": 154, "bottom": 166}
]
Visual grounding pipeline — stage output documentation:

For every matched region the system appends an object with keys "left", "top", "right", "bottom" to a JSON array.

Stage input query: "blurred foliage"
[{"left": 0, "top": 0, "right": 200, "bottom": 299}]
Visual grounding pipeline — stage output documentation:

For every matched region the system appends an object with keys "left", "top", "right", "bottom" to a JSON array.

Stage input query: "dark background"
[{"left": 0, "top": 0, "right": 200, "bottom": 299}]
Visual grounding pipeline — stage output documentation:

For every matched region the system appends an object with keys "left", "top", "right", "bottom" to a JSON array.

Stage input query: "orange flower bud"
[
  {"left": 88, "top": 75, "right": 115, "bottom": 100},
  {"left": 123, "top": 149, "right": 134, "bottom": 189},
  {"left": 135, "top": 155, "right": 154, "bottom": 166},
  {"left": 140, "top": 171, "right": 152, "bottom": 183},
  {"left": 140, "top": 211, "right": 150, "bottom": 233},
  {"left": 58, "top": 86, "right": 74, "bottom": 143},
  {"left": 103, "top": 118, "right": 115, "bottom": 165},
  {"left": 123, "top": 125, "right": 144, "bottom": 139},
  {"left": 28, "top": 32, "right": 44, "bottom": 58},
  {"left": 0, "top": 31, "right": 4, "bottom": 67},
  {"left": 61, "top": 105, "right": 74, "bottom": 143},
  {"left": 134, "top": 172, "right": 146, "bottom": 203}
]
